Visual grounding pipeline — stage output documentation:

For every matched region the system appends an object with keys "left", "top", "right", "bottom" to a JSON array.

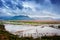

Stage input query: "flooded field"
[{"left": 4, "top": 24, "right": 60, "bottom": 38}]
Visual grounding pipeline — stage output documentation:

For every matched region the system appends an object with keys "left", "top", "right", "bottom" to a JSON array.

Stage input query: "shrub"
[{"left": 58, "top": 25, "right": 60, "bottom": 28}]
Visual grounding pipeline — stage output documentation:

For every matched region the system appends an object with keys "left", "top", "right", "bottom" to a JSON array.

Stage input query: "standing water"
[{"left": 4, "top": 24, "right": 60, "bottom": 38}]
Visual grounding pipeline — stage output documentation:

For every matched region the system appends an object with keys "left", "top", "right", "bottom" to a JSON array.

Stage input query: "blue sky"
[{"left": 0, "top": 0, "right": 60, "bottom": 19}]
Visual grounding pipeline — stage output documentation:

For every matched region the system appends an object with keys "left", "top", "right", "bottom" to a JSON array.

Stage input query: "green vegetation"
[
  {"left": 0, "top": 24, "right": 21, "bottom": 40},
  {"left": 0, "top": 21, "right": 4, "bottom": 25},
  {"left": 0, "top": 20, "right": 60, "bottom": 25},
  {"left": 0, "top": 30, "right": 21, "bottom": 40},
  {"left": 0, "top": 24, "right": 5, "bottom": 29}
]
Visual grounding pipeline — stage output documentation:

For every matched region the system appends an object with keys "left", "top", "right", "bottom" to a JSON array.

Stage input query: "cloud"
[
  {"left": 50, "top": 0, "right": 60, "bottom": 5},
  {"left": 0, "top": 0, "right": 60, "bottom": 19}
]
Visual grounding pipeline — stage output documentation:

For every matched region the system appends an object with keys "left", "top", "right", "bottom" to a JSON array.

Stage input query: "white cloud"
[
  {"left": 21, "top": 0, "right": 60, "bottom": 19},
  {"left": 27, "top": 10, "right": 60, "bottom": 19},
  {"left": 0, "top": 0, "right": 60, "bottom": 19},
  {"left": 0, "top": 8, "right": 14, "bottom": 16}
]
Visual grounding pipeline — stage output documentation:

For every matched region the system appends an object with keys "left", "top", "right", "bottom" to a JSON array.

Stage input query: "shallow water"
[{"left": 4, "top": 24, "right": 60, "bottom": 38}]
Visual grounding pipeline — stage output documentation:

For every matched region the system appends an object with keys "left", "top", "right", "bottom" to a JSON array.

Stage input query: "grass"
[
  {"left": 0, "top": 30, "right": 21, "bottom": 40},
  {"left": 1, "top": 20, "right": 60, "bottom": 25}
]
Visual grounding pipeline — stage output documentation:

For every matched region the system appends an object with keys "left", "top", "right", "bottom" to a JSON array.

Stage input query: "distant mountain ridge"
[
  {"left": 33, "top": 17, "right": 54, "bottom": 20},
  {"left": 11, "top": 15, "right": 33, "bottom": 20},
  {"left": 0, "top": 15, "right": 60, "bottom": 20},
  {"left": 0, "top": 15, "right": 33, "bottom": 20}
]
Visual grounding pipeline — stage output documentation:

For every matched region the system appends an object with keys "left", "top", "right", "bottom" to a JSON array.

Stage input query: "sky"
[{"left": 0, "top": 0, "right": 60, "bottom": 19}]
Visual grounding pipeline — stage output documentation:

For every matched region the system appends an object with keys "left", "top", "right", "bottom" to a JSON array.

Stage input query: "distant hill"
[
  {"left": 11, "top": 15, "right": 33, "bottom": 20},
  {"left": 0, "top": 15, "right": 60, "bottom": 20},
  {"left": 33, "top": 17, "right": 54, "bottom": 20},
  {"left": 0, "top": 16, "right": 12, "bottom": 20},
  {"left": 0, "top": 15, "right": 33, "bottom": 20}
]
